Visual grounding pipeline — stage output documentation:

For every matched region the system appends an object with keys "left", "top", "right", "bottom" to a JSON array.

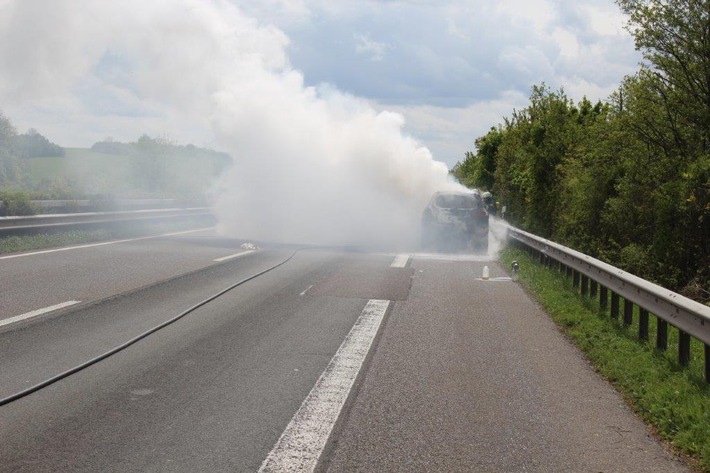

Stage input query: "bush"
[{"left": 0, "top": 190, "right": 37, "bottom": 216}]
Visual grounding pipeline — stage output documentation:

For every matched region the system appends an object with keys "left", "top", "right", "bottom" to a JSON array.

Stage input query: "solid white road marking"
[
  {"left": 413, "top": 252, "right": 492, "bottom": 262},
  {"left": 0, "top": 300, "right": 81, "bottom": 328},
  {"left": 259, "top": 299, "right": 390, "bottom": 473},
  {"left": 475, "top": 276, "right": 513, "bottom": 282},
  {"left": 390, "top": 254, "right": 410, "bottom": 268},
  {"left": 0, "top": 227, "right": 215, "bottom": 260},
  {"left": 212, "top": 250, "right": 256, "bottom": 262}
]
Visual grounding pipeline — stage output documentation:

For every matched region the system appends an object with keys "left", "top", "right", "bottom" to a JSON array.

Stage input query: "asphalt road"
[{"left": 0, "top": 231, "right": 690, "bottom": 472}]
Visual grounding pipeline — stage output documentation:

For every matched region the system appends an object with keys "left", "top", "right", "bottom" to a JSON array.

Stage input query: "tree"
[
  {"left": 15, "top": 129, "right": 65, "bottom": 157},
  {"left": 617, "top": 0, "right": 710, "bottom": 153},
  {"left": 132, "top": 134, "right": 173, "bottom": 194},
  {"left": 452, "top": 127, "right": 503, "bottom": 190},
  {"left": 489, "top": 85, "right": 600, "bottom": 236},
  {"left": 0, "top": 111, "right": 25, "bottom": 187},
  {"left": 616, "top": 0, "right": 710, "bottom": 289},
  {"left": 0, "top": 110, "right": 16, "bottom": 155}
]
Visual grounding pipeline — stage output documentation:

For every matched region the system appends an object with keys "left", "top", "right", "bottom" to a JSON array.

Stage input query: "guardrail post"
[
  {"left": 573, "top": 271, "right": 580, "bottom": 289},
  {"left": 566, "top": 265, "right": 573, "bottom": 278},
  {"left": 590, "top": 280, "right": 598, "bottom": 298},
  {"left": 581, "top": 275, "right": 589, "bottom": 296},
  {"left": 623, "top": 300, "right": 633, "bottom": 326},
  {"left": 600, "top": 285, "right": 608, "bottom": 310},
  {"left": 657, "top": 320, "right": 668, "bottom": 351},
  {"left": 639, "top": 309, "right": 649, "bottom": 340},
  {"left": 611, "top": 292, "right": 620, "bottom": 319},
  {"left": 706, "top": 345, "right": 710, "bottom": 383},
  {"left": 679, "top": 331, "right": 691, "bottom": 367}
]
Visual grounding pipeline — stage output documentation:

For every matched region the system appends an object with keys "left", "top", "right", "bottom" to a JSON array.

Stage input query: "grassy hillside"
[{"left": 25, "top": 147, "right": 229, "bottom": 198}]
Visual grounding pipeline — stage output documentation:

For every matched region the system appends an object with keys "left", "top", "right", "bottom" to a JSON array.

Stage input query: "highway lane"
[
  {"left": 0, "top": 237, "right": 691, "bottom": 471},
  {"left": 0, "top": 247, "right": 329, "bottom": 399},
  {"left": 0, "top": 247, "right": 404, "bottom": 471},
  {"left": 0, "top": 228, "right": 259, "bottom": 325}
]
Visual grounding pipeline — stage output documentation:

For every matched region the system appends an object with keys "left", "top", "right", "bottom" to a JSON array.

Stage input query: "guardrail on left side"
[{"left": 0, "top": 208, "right": 216, "bottom": 237}]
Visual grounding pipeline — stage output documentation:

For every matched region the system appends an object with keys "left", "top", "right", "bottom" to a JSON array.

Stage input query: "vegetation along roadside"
[{"left": 500, "top": 246, "right": 710, "bottom": 472}]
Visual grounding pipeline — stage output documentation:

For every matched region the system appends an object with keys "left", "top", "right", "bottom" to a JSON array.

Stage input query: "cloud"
[
  {"left": 265, "top": 0, "right": 639, "bottom": 109},
  {"left": 354, "top": 33, "right": 390, "bottom": 62},
  {"left": 252, "top": 0, "right": 639, "bottom": 167},
  {"left": 492, "top": 0, "right": 557, "bottom": 33},
  {"left": 498, "top": 45, "right": 556, "bottom": 82},
  {"left": 380, "top": 89, "right": 530, "bottom": 166}
]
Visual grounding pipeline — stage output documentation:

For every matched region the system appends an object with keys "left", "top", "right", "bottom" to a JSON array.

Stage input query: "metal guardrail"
[
  {"left": 506, "top": 224, "right": 710, "bottom": 383},
  {"left": 0, "top": 208, "right": 216, "bottom": 237}
]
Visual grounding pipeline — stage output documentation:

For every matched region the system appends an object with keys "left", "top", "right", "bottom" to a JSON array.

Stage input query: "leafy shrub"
[{"left": 0, "top": 190, "right": 37, "bottom": 216}]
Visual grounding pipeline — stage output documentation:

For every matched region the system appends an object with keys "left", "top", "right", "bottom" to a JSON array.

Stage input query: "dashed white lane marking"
[
  {"left": 1, "top": 300, "right": 81, "bottom": 328},
  {"left": 299, "top": 285, "right": 314, "bottom": 297},
  {"left": 390, "top": 253, "right": 410, "bottom": 268},
  {"left": 0, "top": 227, "right": 215, "bottom": 260},
  {"left": 259, "top": 299, "right": 390, "bottom": 473},
  {"left": 213, "top": 249, "right": 256, "bottom": 262}
]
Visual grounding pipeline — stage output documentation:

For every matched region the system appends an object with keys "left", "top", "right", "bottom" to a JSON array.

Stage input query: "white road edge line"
[
  {"left": 1, "top": 300, "right": 82, "bottom": 328},
  {"left": 0, "top": 227, "right": 215, "bottom": 260},
  {"left": 259, "top": 299, "right": 391, "bottom": 473},
  {"left": 212, "top": 249, "right": 256, "bottom": 262},
  {"left": 390, "top": 253, "right": 410, "bottom": 268}
]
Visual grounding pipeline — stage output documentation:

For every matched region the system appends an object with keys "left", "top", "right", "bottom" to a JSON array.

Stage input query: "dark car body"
[{"left": 421, "top": 190, "right": 489, "bottom": 253}]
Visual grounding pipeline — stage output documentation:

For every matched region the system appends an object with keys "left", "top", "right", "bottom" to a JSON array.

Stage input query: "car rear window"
[{"left": 435, "top": 194, "right": 480, "bottom": 209}]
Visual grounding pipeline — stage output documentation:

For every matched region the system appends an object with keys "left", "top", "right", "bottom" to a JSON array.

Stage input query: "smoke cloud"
[{"left": 0, "top": 0, "right": 464, "bottom": 250}]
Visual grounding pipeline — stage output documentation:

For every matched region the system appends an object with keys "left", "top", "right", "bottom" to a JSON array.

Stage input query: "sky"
[
  {"left": 0, "top": 0, "right": 640, "bottom": 169},
  {"left": 239, "top": 0, "right": 641, "bottom": 167},
  {"left": 0, "top": 0, "right": 642, "bottom": 248}
]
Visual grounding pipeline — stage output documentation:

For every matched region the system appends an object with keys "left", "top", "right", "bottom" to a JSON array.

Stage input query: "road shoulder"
[{"left": 323, "top": 257, "right": 689, "bottom": 472}]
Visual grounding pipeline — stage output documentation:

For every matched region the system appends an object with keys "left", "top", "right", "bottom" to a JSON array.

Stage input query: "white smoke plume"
[{"left": 0, "top": 0, "right": 464, "bottom": 250}]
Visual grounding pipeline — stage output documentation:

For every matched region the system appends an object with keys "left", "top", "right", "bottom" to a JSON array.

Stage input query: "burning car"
[{"left": 421, "top": 190, "right": 489, "bottom": 253}]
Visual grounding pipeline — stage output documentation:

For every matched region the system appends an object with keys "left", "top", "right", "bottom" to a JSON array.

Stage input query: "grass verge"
[{"left": 500, "top": 246, "right": 710, "bottom": 472}]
